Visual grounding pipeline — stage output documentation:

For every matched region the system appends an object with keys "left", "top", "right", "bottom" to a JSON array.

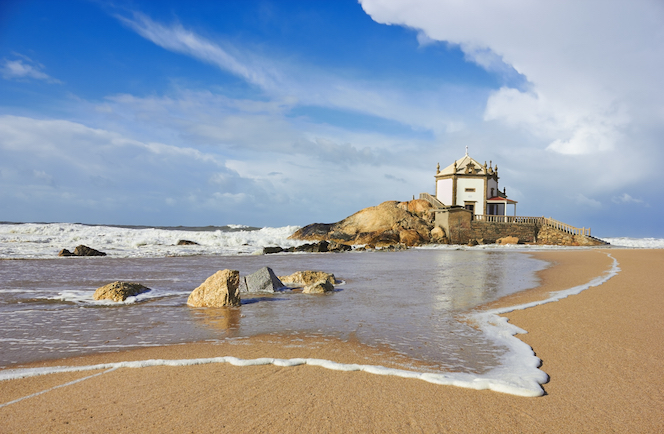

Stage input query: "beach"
[{"left": 1, "top": 248, "right": 663, "bottom": 432}]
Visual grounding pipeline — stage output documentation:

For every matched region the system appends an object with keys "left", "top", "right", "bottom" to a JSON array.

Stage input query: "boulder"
[
  {"left": 58, "top": 249, "right": 74, "bottom": 257},
  {"left": 278, "top": 271, "right": 336, "bottom": 286},
  {"left": 177, "top": 239, "right": 199, "bottom": 246},
  {"left": 303, "top": 279, "right": 334, "bottom": 294},
  {"left": 187, "top": 269, "right": 241, "bottom": 307},
  {"left": 497, "top": 236, "right": 519, "bottom": 245},
  {"left": 73, "top": 245, "right": 106, "bottom": 256},
  {"left": 263, "top": 246, "right": 284, "bottom": 254},
  {"left": 294, "top": 241, "right": 329, "bottom": 253},
  {"left": 239, "top": 267, "right": 285, "bottom": 293},
  {"left": 93, "top": 281, "right": 150, "bottom": 302},
  {"left": 328, "top": 241, "right": 352, "bottom": 252},
  {"left": 431, "top": 226, "right": 445, "bottom": 242},
  {"left": 289, "top": 201, "right": 432, "bottom": 247}
]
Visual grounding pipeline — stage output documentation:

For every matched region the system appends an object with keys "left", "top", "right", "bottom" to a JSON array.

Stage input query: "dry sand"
[{"left": 1, "top": 249, "right": 663, "bottom": 433}]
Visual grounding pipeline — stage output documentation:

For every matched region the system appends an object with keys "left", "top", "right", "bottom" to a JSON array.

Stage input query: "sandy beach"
[{"left": 1, "top": 249, "right": 662, "bottom": 433}]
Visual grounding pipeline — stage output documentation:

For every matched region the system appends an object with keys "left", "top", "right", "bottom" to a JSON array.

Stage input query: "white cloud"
[
  {"left": 612, "top": 193, "right": 644, "bottom": 205},
  {"left": 1, "top": 56, "right": 61, "bottom": 83},
  {"left": 359, "top": 0, "right": 664, "bottom": 157},
  {"left": 573, "top": 193, "right": 602, "bottom": 209},
  {"left": 115, "top": 11, "right": 479, "bottom": 135}
]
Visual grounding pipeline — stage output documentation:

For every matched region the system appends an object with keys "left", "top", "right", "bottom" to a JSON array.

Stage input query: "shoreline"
[{"left": 1, "top": 249, "right": 663, "bottom": 432}]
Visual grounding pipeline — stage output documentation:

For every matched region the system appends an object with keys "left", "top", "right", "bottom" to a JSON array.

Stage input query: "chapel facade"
[{"left": 434, "top": 151, "right": 517, "bottom": 217}]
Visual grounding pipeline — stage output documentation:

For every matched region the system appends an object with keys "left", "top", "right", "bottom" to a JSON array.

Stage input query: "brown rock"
[
  {"left": 187, "top": 269, "right": 241, "bottom": 307},
  {"left": 73, "top": 245, "right": 107, "bottom": 256},
  {"left": 290, "top": 201, "right": 432, "bottom": 247},
  {"left": 302, "top": 279, "right": 334, "bottom": 294},
  {"left": 407, "top": 199, "right": 434, "bottom": 214},
  {"left": 278, "top": 271, "right": 336, "bottom": 286},
  {"left": 93, "top": 281, "right": 150, "bottom": 302},
  {"left": 430, "top": 226, "right": 445, "bottom": 240},
  {"left": 399, "top": 229, "right": 422, "bottom": 246},
  {"left": 58, "top": 249, "right": 74, "bottom": 257},
  {"left": 497, "top": 236, "right": 519, "bottom": 245}
]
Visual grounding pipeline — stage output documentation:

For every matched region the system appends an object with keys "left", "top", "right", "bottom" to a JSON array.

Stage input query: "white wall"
[
  {"left": 487, "top": 178, "right": 498, "bottom": 198},
  {"left": 436, "top": 178, "right": 453, "bottom": 205},
  {"left": 456, "top": 178, "right": 485, "bottom": 210}
]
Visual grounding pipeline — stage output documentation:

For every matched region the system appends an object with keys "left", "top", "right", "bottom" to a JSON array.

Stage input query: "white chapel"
[{"left": 434, "top": 149, "right": 517, "bottom": 217}]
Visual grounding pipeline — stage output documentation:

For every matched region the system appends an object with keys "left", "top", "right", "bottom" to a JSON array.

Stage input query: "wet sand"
[{"left": 1, "top": 249, "right": 663, "bottom": 433}]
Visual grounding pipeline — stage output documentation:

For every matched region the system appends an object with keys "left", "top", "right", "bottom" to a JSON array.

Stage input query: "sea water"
[
  {"left": 0, "top": 223, "right": 647, "bottom": 395},
  {"left": 0, "top": 249, "right": 546, "bottom": 371}
]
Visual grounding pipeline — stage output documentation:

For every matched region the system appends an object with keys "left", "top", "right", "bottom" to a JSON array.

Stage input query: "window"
[{"left": 465, "top": 188, "right": 476, "bottom": 192}]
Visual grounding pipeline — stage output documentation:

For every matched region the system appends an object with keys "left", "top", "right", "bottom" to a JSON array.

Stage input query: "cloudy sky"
[{"left": 1, "top": 0, "right": 662, "bottom": 237}]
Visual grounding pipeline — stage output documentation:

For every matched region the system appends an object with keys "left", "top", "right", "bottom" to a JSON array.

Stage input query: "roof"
[
  {"left": 486, "top": 196, "right": 518, "bottom": 204},
  {"left": 437, "top": 154, "right": 497, "bottom": 177}
]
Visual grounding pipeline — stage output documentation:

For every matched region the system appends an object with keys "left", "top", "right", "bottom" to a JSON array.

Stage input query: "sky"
[{"left": 1, "top": 0, "right": 663, "bottom": 237}]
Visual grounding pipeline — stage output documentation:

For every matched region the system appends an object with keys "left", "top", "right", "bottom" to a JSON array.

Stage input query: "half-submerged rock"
[
  {"left": 59, "top": 245, "right": 107, "bottom": 257},
  {"left": 239, "top": 267, "right": 284, "bottom": 293},
  {"left": 278, "top": 271, "right": 336, "bottom": 286},
  {"left": 187, "top": 269, "right": 241, "bottom": 307},
  {"left": 93, "top": 281, "right": 150, "bottom": 302},
  {"left": 177, "top": 239, "right": 199, "bottom": 246},
  {"left": 302, "top": 280, "right": 334, "bottom": 294}
]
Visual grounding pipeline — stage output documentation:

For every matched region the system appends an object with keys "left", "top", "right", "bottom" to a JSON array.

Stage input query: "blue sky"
[{"left": 1, "top": 0, "right": 663, "bottom": 237}]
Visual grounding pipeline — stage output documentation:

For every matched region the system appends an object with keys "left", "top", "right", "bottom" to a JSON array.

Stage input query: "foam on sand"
[{"left": 0, "top": 253, "right": 619, "bottom": 398}]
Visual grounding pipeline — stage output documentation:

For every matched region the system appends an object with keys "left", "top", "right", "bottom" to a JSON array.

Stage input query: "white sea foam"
[
  {"left": 0, "top": 253, "right": 620, "bottom": 397},
  {"left": 0, "top": 223, "right": 305, "bottom": 259},
  {"left": 600, "top": 237, "right": 664, "bottom": 248},
  {"left": 48, "top": 288, "right": 174, "bottom": 305}
]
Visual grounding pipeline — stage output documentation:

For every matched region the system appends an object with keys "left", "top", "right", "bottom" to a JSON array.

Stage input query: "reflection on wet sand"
[{"left": 190, "top": 307, "right": 242, "bottom": 334}]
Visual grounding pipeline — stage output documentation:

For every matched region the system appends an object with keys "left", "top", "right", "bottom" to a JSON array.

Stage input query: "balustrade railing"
[{"left": 473, "top": 214, "right": 591, "bottom": 236}]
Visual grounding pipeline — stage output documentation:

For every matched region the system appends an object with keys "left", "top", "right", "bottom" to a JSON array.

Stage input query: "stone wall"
[
  {"left": 434, "top": 208, "right": 606, "bottom": 246},
  {"left": 468, "top": 221, "right": 538, "bottom": 244}
]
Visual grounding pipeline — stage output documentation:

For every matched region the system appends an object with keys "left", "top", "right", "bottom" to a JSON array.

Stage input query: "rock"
[
  {"left": 58, "top": 249, "right": 74, "bottom": 257},
  {"left": 239, "top": 267, "right": 285, "bottom": 293},
  {"left": 73, "top": 245, "right": 106, "bottom": 256},
  {"left": 289, "top": 201, "right": 432, "bottom": 247},
  {"left": 278, "top": 271, "right": 336, "bottom": 286},
  {"left": 467, "top": 239, "right": 479, "bottom": 246},
  {"left": 497, "top": 236, "right": 519, "bottom": 245},
  {"left": 293, "top": 241, "right": 329, "bottom": 253},
  {"left": 263, "top": 246, "right": 284, "bottom": 254},
  {"left": 187, "top": 269, "right": 241, "bottom": 307},
  {"left": 399, "top": 229, "right": 421, "bottom": 246},
  {"left": 430, "top": 226, "right": 445, "bottom": 240},
  {"left": 177, "top": 239, "right": 199, "bottom": 246},
  {"left": 328, "top": 241, "right": 352, "bottom": 252},
  {"left": 303, "top": 279, "right": 334, "bottom": 294},
  {"left": 93, "top": 281, "right": 150, "bottom": 302},
  {"left": 406, "top": 199, "right": 434, "bottom": 214}
]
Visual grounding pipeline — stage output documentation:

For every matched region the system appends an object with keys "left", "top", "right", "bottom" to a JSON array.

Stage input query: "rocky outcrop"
[
  {"left": 536, "top": 225, "right": 607, "bottom": 246},
  {"left": 278, "top": 271, "right": 336, "bottom": 286},
  {"left": 187, "top": 269, "right": 241, "bottom": 307},
  {"left": 303, "top": 280, "right": 334, "bottom": 294},
  {"left": 289, "top": 201, "right": 433, "bottom": 247},
  {"left": 239, "top": 267, "right": 284, "bottom": 293},
  {"left": 93, "top": 281, "right": 150, "bottom": 302},
  {"left": 59, "top": 245, "right": 107, "bottom": 257}
]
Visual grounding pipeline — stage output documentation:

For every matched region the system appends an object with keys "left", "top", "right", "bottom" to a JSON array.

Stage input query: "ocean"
[{"left": 0, "top": 222, "right": 659, "bottom": 396}]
